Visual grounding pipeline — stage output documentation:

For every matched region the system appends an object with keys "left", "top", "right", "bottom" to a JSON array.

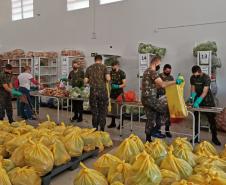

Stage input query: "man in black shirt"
[
  {"left": 190, "top": 65, "right": 221, "bottom": 145},
  {"left": 68, "top": 60, "right": 84, "bottom": 122},
  {"left": 108, "top": 60, "right": 126, "bottom": 129}
]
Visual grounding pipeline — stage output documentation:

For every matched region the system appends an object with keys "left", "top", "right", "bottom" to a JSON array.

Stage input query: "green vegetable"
[
  {"left": 138, "top": 43, "right": 166, "bottom": 57},
  {"left": 193, "top": 41, "right": 217, "bottom": 57}
]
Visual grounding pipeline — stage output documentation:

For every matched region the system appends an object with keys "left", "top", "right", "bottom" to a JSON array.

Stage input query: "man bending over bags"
[{"left": 141, "top": 56, "right": 184, "bottom": 142}]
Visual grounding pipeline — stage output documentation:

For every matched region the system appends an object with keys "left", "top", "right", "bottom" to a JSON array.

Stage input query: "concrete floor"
[{"left": 13, "top": 105, "right": 226, "bottom": 185}]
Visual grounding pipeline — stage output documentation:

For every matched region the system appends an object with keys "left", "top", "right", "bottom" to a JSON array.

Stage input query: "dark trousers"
[
  {"left": 90, "top": 94, "right": 108, "bottom": 131},
  {"left": 194, "top": 111, "right": 217, "bottom": 141},
  {"left": 18, "top": 87, "right": 33, "bottom": 119},
  {"left": 72, "top": 100, "right": 83, "bottom": 120},
  {"left": 0, "top": 91, "right": 13, "bottom": 123}
]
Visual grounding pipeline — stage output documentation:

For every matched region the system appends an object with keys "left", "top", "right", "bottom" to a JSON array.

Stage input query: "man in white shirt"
[{"left": 17, "top": 66, "right": 39, "bottom": 120}]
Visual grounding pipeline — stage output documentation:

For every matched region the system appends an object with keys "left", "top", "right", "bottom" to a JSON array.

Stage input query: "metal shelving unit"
[
  {"left": 101, "top": 54, "right": 122, "bottom": 73},
  {"left": 34, "top": 57, "right": 58, "bottom": 88}
]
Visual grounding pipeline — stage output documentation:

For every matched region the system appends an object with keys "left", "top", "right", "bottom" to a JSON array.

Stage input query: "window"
[
  {"left": 11, "top": 0, "right": 34, "bottom": 21},
  {"left": 100, "top": 0, "right": 123, "bottom": 5},
  {"left": 67, "top": 0, "right": 89, "bottom": 11}
]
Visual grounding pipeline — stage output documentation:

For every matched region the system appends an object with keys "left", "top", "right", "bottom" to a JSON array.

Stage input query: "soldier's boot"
[
  {"left": 77, "top": 113, "right": 83, "bottom": 122},
  {"left": 212, "top": 131, "right": 221, "bottom": 146},
  {"left": 165, "top": 126, "right": 172, "bottom": 138},
  {"left": 108, "top": 117, "right": 116, "bottom": 128},
  {"left": 146, "top": 133, "right": 152, "bottom": 142}
]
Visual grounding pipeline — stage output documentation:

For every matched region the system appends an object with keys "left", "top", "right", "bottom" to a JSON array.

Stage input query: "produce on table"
[
  {"left": 69, "top": 87, "right": 90, "bottom": 99},
  {"left": 40, "top": 88, "right": 69, "bottom": 97},
  {"left": 138, "top": 43, "right": 167, "bottom": 57}
]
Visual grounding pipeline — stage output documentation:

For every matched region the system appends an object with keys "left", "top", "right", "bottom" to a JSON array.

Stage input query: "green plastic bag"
[
  {"left": 74, "top": 163, "right": 108, "bottom": 185},
  {"left": 125, "top": 151, "right": 162, "bottom": 185}
]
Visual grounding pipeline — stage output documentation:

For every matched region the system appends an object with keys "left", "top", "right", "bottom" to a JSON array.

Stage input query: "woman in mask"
[{"left": 141, "top": 56, "right": 183, "bottom": 142}]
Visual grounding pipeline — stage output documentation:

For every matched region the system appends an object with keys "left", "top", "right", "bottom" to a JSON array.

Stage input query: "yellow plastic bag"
[
  {"left": 0, "top": 131, "right": 11, "bottom": 145},
  {"left": 81, "top": 132, "right": 104, "bottom": 152},
  {"left": 24, "top": 140, "right": 54, "bottom": 176},
  {"left": 11, "top": 120, "right": 27, "bottom": 127},
  {"left": 165, "top": 79, "right": 188, "bottom": 118},
  {"left": 173, "top": 143, "right": 197, "bottom": 167},
  {"left": 51, "top": 138, "right": 71, "bottom": 166},
  {"left": 160, "top": 169, "right": 181, "bottom": 185},
  {"left": 145, "top": 139, "right": 168, "bottom": 165},
  {"left": 196, "top": 155, "right": 226, "bottom": 172},
  {"left": 39, "top": 132, "right": 59, "bottom": 147},
  {"left": 194, "top": 141, "right": 218, "bottom": 157},
  {"left": 107, "top": 160, "right": 131, "bottom": 184},
  {"left": 53, "top": 122, "right": 66, "bottom": 135},
  {"left": 0, "top": 145, "right": 9, "bottom": 158},
  {"left": 83, "top": 145, "right": 96, "bottom": 152},
  {"left": 160, "top": 147, "right": 193, "bottom": 179},
  {"left": 62, "top": 131, "right": 84, "bottom": 157},
  {"left": 114, "top": 138, "right": 140, "bottom": 164},
  {"left": 125, "top": 151, "right": 162, "bottom": 185},
  {"left": 111, "top": 182, "right": 124, "bottom": 185},
  {"left": 171, "top": 179, "right": 199, "bottom": 185},
  {"left": 38, "top": 115, "right": 56, "bottom": 130},
  {"left": 12, "top": 125, "right": 34, "bottom": 135},
  {"left": 63, "top": 126, "right": 82, "bottom": 136},
  {"left": 128, "top": 134, "right": 144, "bottom": 152},
  {"left": 96, "top": 131, "right": 113, "bottom": 147},
  {"left": 220, "top": 144, "right": 226, "bottom": 159},
  {"left": 5, "top": 132, "right": 31, "bottom": 154},
  {"left": 172, "top": 137, "right": 193, "bottom": 152},
  {"left": 0, "top": 164, "right": 11, "bottom": 185},
  {"left": 10, "top": 143, "right": 29, "bottom": 167},
  {"left": 74, "top": 163, "right": 108, "bottom": 185},
  {"left": 93, "top": 154, "right": 121, "bottom": 176},
  {"left": 1, "top": 158, "right": 15, "bottom": 172},
  {"left": 8, "top": 166, "right": 41, "bottom": 185}
]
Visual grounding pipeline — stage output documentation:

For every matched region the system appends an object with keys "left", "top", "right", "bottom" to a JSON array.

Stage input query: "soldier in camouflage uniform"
[
  {"left": 107, "top": 60, "right": 126, "bottom": 129},
  {"left": 68, "top": 60, "right": 85, "bottom": 122},
  {"left": 189, "top": 65, "right": 221, "bottom": 145},
  {"left": 155, "top": 64, "right": 174, "bottom": 138},
  {"left": 84, "top": 55, "right": 110, "bottom": 131},
  {"left": 141, "top": 56, "right": 182, "bottom": 142},
  {"left": 0, "top": 64, "right": 22, "bottom": 123}
]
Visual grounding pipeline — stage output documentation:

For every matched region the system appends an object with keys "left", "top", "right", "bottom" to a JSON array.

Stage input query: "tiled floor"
[{"left": 13, "top": 105, "right": 226, "bottom": 185}]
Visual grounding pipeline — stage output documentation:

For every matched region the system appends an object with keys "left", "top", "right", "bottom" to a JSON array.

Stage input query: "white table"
[
  {"left": 119, "top": 101, "right": 223, "bottom": 146},
  {"left": 31, "top": 92, "right": 86, "bottom": 122}
]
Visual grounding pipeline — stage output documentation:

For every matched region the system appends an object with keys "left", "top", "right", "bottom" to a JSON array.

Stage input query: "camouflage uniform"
[
  {"left": 141, "top": 69, "right": 168, "bottom": 141},
  {"left": 85, "top": 63, "right": 109, "bottom": 131},
  {"left": 110, "top": 69, "right": 126, "bottom": 125},
  {"left": 156, "top": 73, "right": 174, "bottom": 130},
  {"left": 190, "top": 73, "right": 218, "bottom": 140},
  {"left": 68, "top": 69, "right": 85, "bottom": 121},
  {"left": 0, "top": 72, "right": 13, "bottom": 123}
]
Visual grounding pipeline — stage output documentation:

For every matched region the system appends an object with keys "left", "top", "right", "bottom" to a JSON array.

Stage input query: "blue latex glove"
[
  {"left": 176, "top": 74, "right": 184, "bottom": 85},
  {"left": 193, "top": 97, "right": 203, "bottom": 108},
  {"left": 176, "top": 79, "right": 184, "bottom": 85},
  {"left": 111, "top": 84, "right": 120, "bottom": 89},
  {"left": 60, "top": 77, "right": 68, "bottom": 82},
  {"left": 190, "top": 92, "right": 197, "bottom": 102},
  {"left": 11, "top": 89, "right": 22, "bottom": 97}
]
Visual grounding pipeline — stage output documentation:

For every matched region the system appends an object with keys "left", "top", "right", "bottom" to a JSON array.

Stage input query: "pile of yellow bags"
[
  {"left": 0, "top": 115, "right": 113, "bottom": 184},
  {"left": 74, "top": 134, "right": 226, "bottom": 185}
]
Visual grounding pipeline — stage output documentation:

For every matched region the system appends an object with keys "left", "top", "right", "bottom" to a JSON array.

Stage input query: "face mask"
[
  {"left": 195, "top": 75, "right": 200, "bottom": 79},
  {"left": 164, "top": 72, "right": 170, "bottom": 76},
  {"left": 73, "top": 66, "right": 78, "bottom": 70},
  {"left": 156, "top": 65, "right": 160, "bottom": 71},
  {"left": 112, "top": 68, "right": 117, "bottom": 72}
]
